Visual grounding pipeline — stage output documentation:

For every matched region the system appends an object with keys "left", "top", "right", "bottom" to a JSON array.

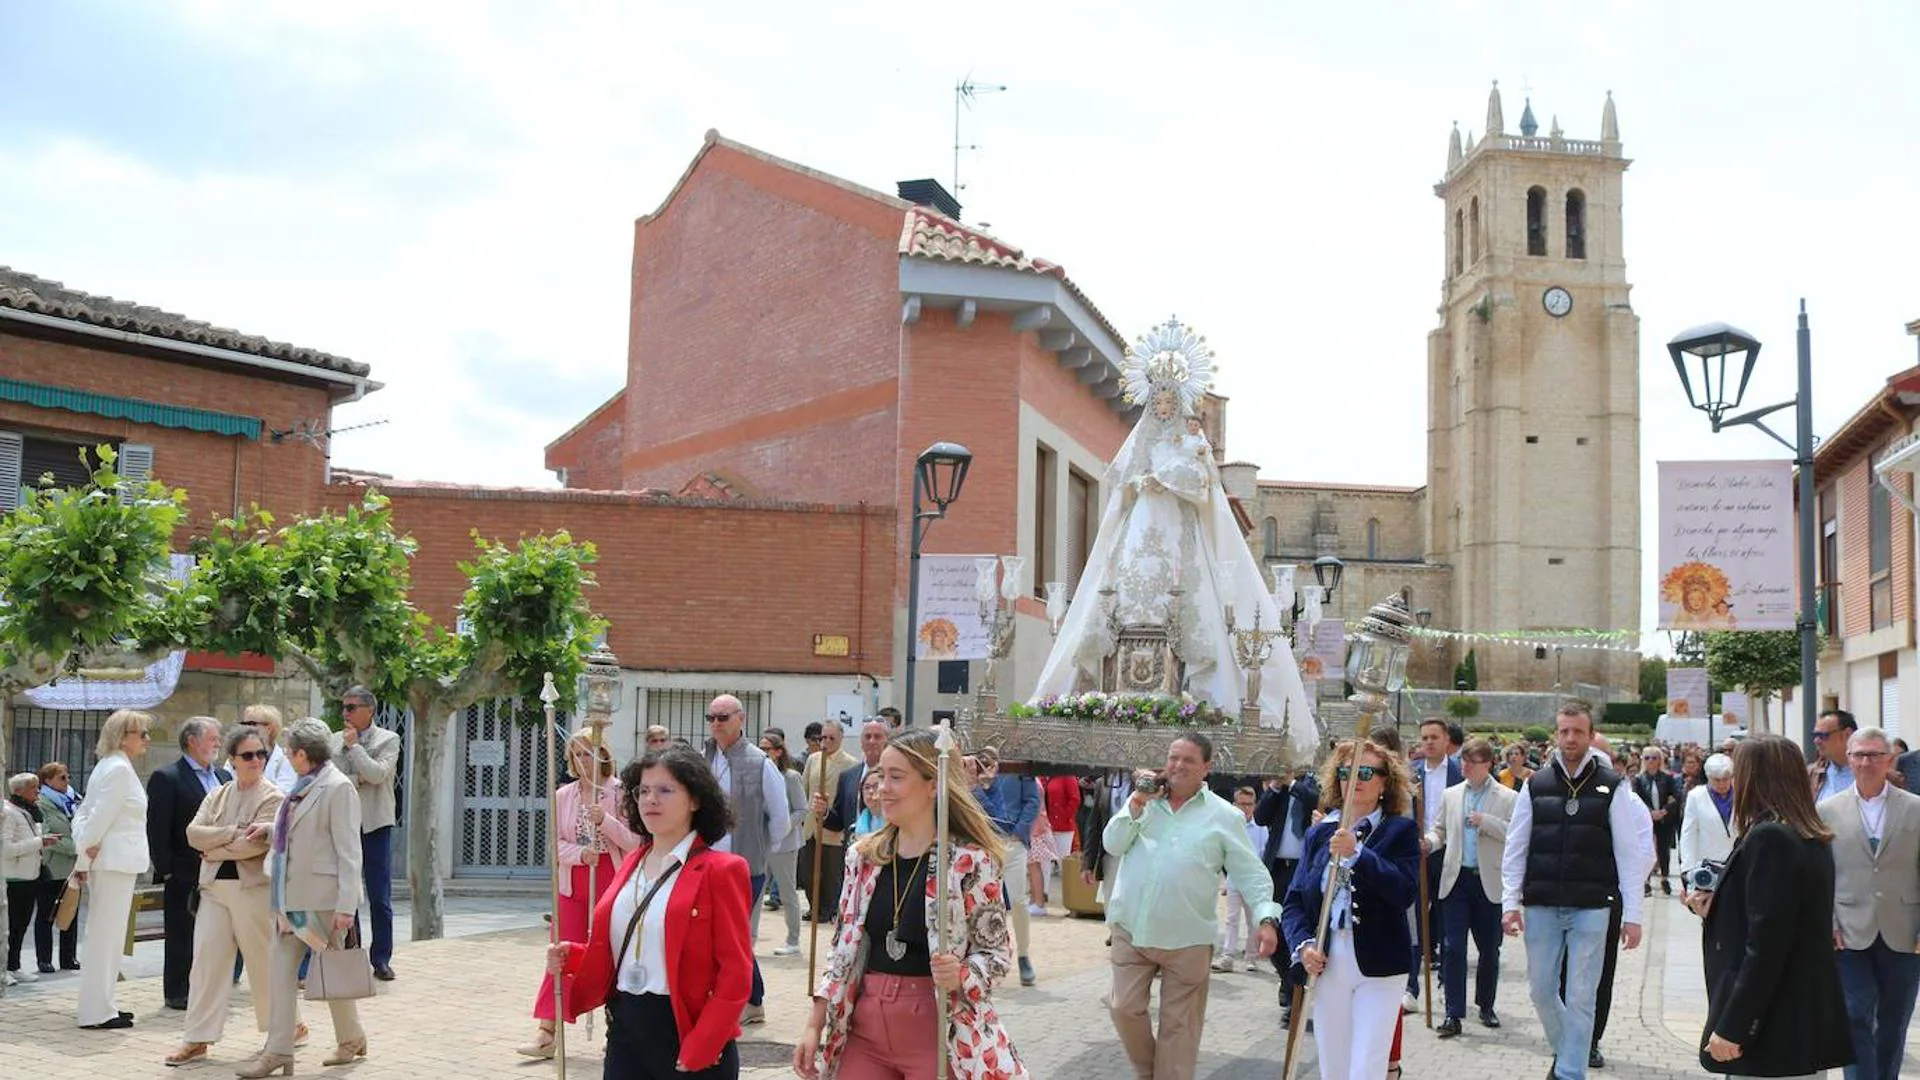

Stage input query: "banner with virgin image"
[
  {"left": 1657, "top": 460, "right": 1796, "bottom": 631},
  {"left": 912, "top": 555, "right": 993, "bottom": 661}
]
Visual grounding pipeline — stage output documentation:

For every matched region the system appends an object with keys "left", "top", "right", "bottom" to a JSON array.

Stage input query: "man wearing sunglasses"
[
  {"left": 1499, "top": 700, "right": 1653, "bottom": 1080},
  {"left": 701, "top": 694, "right": 790, "bottom": 1026},
  {"left": 1809, "top": 708, "right": 1858, "bottom": 803},
  {"left": 330, "top": 687, "right": 401, "bottom": 981}
]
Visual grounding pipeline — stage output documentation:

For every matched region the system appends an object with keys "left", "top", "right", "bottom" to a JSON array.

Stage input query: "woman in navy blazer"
[{"left": 1280, "top": 738, "right": 1420, "bottom": 1080}]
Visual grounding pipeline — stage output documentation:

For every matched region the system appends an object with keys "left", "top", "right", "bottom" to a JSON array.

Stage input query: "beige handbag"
[
  {"left": 53, "top": 876, "right": 82, "bottom": 931},
  {"left": 305, "top": 926, "right": 376, "bottom": 1001}
]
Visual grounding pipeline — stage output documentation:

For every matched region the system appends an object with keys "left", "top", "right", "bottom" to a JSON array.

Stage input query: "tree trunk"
[{"left": 406, "top": 693, "right": 449, "bottom": 943}]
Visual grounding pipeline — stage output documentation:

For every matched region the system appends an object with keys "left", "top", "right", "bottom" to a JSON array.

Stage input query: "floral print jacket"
[{"left": 811, "top": 840, "right": 1029, "bottom": 1080}]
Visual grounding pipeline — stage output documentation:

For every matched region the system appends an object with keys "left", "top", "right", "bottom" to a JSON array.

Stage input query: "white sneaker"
[
  {"left": 1, "top": 971, "right": 15, "bottom": 987},
  {"left": 8, "top": 969, "right": 34, "bottom": 984},
  {"left": 773, "top": 944, "right": 800, "bottom": 957},
  {"left": 1402, "top": 992, "right": 1418, "bottom": 1014},
  {"left": 1244, "top": 960, "right": 1260, "bottom": 972},
  {"left": 1026, "top": 903, "right": 1047, "bottom": 917},
  {"left": 1210, "top": 955, "right": 1234, "bottom": 973},
  {"left": 741, "top": 1003, "right": 766, "bottom": 1025}
]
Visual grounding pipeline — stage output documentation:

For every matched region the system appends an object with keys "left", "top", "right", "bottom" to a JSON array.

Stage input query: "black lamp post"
[
  {"left": 1668, "top": 306, "right": 1817, "bottom": 756},
  {"left": 904, "top": 441, "right": 973, "bottom": 726},
  {"left": 1311, "top": 555, "right": 1345, "bottom": 608}
]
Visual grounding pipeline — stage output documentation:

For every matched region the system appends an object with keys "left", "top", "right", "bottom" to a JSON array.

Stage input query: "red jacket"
[
  {"left": 557, "top": 840, "right": 752, "bottom": 1071},
  {"left": 1043, "top": 775, "right": 1080, "bottom": 836}
]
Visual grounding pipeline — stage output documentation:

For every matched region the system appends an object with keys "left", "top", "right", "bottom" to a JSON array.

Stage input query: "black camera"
[
  {"left": 1683, "top": 860, "right": 1726, "bottom": 893},
  {"left": 1135, "top": 770, "right": 1164, "bottom": 795}
]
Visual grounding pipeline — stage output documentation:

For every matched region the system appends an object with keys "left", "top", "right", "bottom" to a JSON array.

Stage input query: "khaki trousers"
[
  {"left": 265, "top": 912, "right": 365, "bottom": 1056},
  {"left": 1105, "top": 926, "right": 1213, "bottom": 1080},
  {"left": 184, "top": 879, "right": 274, "bottom": 1043}
]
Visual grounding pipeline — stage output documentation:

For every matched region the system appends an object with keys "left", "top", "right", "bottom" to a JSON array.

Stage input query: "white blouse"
[{"left": 612, "top": 832, "right": 698, "bottom": 996}]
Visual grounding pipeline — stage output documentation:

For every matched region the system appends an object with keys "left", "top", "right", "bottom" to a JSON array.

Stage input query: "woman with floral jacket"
[{"left": 793, "top": 728, "right": 1028, "bottom": 1080}]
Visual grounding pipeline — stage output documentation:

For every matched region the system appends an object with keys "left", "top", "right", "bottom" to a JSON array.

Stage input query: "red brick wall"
[
  {"left": 621, "top": 144, "right": 901, "bottom": 504},
  {"left": 336, "top": 483, "right": 896, "bottom": 674},
  {"left": 1016, "top": 327, "right": 1130, "bottom": 466},
  {"left": 0, "top": 330, "right": 336, "bottom": 530},
  {"left": 545, "top": 390, "right": 625, "bottom": 491}
]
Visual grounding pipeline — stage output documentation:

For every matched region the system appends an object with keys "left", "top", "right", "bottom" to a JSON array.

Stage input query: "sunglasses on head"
[
  {"left": 233, "top": 749, "right": 271, "bottom": 763},
  {"left": 1336, "top": 765, "right": 1378, "bottom": 782}
]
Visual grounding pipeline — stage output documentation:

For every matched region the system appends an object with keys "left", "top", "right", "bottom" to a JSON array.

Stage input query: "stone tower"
[{"left": 1426, "top": 83, "right": 1640, "bottom": 696}]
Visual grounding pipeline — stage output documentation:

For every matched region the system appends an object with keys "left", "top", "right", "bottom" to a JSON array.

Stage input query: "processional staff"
[{"left": 540, "top": 673, "right": 568, "bottom": 1080}]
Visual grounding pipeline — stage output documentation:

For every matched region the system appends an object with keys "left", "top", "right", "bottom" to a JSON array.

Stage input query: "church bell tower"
[{"left": 1425, "top": 83, "right": 1640, "bottom": 697}]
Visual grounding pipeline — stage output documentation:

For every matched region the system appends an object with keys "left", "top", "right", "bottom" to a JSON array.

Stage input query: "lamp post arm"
[
  {"left": 906, "top": 468, "right": 926, "bottom": 727},
  {"left": 1718, "top": 398, "right": 1799, "bottom": 454}
]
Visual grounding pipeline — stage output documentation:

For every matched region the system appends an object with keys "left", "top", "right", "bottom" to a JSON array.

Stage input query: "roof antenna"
[{"left": 953, "top": 75, "right": 1008, "bottom": 198}]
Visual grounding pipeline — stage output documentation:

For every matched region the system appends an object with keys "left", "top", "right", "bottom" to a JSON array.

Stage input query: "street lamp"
[
  {"left": 1668, "top": 304, "right": 1818, "bottom": 757},
  {"left": 1312, "top": 555, "right": 1345, "bottom": 606},
  {"left": 904, "top": 441, "right": 973, "bottom": 727}
]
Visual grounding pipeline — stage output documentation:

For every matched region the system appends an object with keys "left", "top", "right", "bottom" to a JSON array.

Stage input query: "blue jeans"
[
  {"left": 356, "top": 826, "right": 394, "bottom": 969},
  {"left": 1441, "top": 873, "right": 1502, "bottom": 1020},
  {"left": 1837, "top": 939, "right": 1920, "bottom": 1080},
  {"left": 748, "top": 873, "right": 766, "bottom": 1007},
  {"left": 1524, "top": 905, "right": 1610, "bottom": 1080}
]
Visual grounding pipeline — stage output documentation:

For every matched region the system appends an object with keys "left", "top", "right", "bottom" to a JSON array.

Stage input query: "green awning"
[{"left": 0, "top": 376, "right": 261, "bottom": 439}]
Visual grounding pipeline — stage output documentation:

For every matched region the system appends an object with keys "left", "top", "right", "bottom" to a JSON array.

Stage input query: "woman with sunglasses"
[
  {"left": 165, "top": 725, "right": 287, "bottom": 1066},
  {"left": 70, "top": 709, "right": 155, "bottom": 1030},
  {"left": 518, "top": 728, "right": 640, "bottom": 1059},
  {"left": 1280, "top": 738, "right": 1419, "bottom": 1080}
]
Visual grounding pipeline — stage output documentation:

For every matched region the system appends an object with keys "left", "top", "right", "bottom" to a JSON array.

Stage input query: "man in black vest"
[
  {"left": 145, "top": 717, "right": 230, "bottom": 1010},
  {"left": 1499, "top": 700, "right": 1652, "bottom": 1080}
]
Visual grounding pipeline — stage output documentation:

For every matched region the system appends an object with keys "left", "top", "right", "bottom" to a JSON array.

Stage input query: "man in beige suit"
[
  {"left": 329, "top": 687, "right": 400, "bottom": 981},
  {"left": 1818, "top": 725, "right": 1920, "bottom": 1080},
  {"left": 798, "top": 719, "right": 857, "bottom": 921},
  {"left": 1424, "top": 737, "right": 1519, "bottom": 1037}
]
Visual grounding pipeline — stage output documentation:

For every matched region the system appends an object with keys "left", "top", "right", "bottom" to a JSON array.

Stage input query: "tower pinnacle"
[
  {"left": 1601, "top": 90, "right": 1620, "bottom": 143},
  {"left": 1447, "top": 121, "right": 1463, "bottom": 170},
  {"left": 1486, "top": 80, "right": 1505, "bottom": 136}
]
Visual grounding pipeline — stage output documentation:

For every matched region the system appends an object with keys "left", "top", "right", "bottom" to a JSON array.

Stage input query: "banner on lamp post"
[
  {"left": 1719, "top": 690, "right": 1751, "bottom": 731},
  {"left": 1657, "top": 460, "right": 1797, "bottom": 631},
  {"left": 1302, "top": 619, "right": 1348, "bottom": 683},
  {"left": 913, "top": 555, "right": 993, "bottom": 662},
  {"left": 1666, "top": 667, "right": 1710, "bottom": 724}
]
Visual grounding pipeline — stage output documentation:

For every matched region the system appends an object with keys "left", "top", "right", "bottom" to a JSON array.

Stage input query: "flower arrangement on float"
[{"left": 1007, "top": 691, "right": 1234, "bottom": 728}]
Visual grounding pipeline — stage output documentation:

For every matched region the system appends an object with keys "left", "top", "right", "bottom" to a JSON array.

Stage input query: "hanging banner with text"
[
  {"left": 1719, "top": 690, "right": 1751, "bottom": 730},
  {"left": 1303, "top": 619, "right": 1348, "bottom": 683},
  {"left": 913, "top": 555, "right": 992, "bottom": 661},
  {"left": 1666, "top": 667, "right": 1710, "bottom": 723},
  {"left": 1657, "top": 460, "right": 1797, "bottom": 631}
]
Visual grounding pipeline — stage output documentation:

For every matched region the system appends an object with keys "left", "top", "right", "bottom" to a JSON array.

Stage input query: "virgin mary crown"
[{"left": 1121, "top": 317, "right": 1215, "bottom": 414}]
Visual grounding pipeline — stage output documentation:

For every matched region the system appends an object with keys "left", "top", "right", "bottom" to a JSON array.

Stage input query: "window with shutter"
[
  {"left": 0, "top": 431, "right": 21, "bottom": 512},
  {"left": 118, "top": 443, "right": 154, "bottom": 504}
]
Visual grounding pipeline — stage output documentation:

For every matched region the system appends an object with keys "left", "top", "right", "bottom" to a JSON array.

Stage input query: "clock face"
[{"left": 1543, "top": 287, "right": 1573, "bottom": 318}]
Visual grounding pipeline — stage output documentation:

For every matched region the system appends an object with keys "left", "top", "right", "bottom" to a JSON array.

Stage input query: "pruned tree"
[
  {"left": 179, "top": 494, "right": 604, "bottom": 940},
  {"left": 1703, "top": 630, "right": 1803, "bottom": 725}
]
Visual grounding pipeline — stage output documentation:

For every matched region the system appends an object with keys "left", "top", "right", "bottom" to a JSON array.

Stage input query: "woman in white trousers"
[{"left": 70, "top": 709, "right": 155, "bottom": 1030}]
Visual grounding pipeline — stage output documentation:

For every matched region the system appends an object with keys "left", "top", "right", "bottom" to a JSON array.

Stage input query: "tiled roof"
[
  {"left": 897, "top": 209, "right": 1126, "bottom": 349},
  {"left": 0, "top": 266, "right": 368, "bottom": 377}
]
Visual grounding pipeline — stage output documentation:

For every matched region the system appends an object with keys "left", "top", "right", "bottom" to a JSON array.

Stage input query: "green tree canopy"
[{"left": 1703, "top": 630, "right": 1802, "bottom": 701}]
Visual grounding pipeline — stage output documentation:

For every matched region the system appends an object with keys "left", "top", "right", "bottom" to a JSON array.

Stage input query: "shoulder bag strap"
[{"left": 614, "top": 858, "right": 685, "bottom": 966}]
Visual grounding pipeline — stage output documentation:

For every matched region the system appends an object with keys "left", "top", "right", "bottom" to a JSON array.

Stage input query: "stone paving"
[{"left": 3, "top": 888, "right": 1913, "bottom": 1078}]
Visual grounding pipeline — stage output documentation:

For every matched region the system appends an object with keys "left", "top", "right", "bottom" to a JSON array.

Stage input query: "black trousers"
[
  {"left": 1268, "top": 857, "right": 1299, "bottom": 990},
  {"left": 1409, "top": 845, "right": 1445, "bottom": 996},
  {"left": 604, "top": 991, "right": 738, "bottom": 1079},
  {"left": 32, "top": 874, "right": 76, "bottom": 968},
  {"left": 161, "top": 871, "right": 198, "bottom": 1001},
  {"left": 798, "top": 841, "right": 846, "bottom": 921},
  {"left": 5, "top": 876, "right": 40, "bottom": 970},
  {"left": 1557, "top": 893, "right": 1623, "bottom": 1050}
]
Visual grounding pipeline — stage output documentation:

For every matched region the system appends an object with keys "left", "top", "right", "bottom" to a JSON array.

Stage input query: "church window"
[
  {"left": 1366, "top": 519, "right": 1380, "bottom": 560},
  {"left": 1263, "top": 516, "right": 1279, "bottom": 558},
  {"left": 1469, "top": 196, "right": 1481, "bottom": 264},
  {"left": 1452, "top": 209, "right": 1464, "bottom": 277},
  {"left": 1566, "top": 189, "right": 1587, "bottom": 259},
  {"left": 1526, "top": 186, "right": 1547, "bottom": 256}
]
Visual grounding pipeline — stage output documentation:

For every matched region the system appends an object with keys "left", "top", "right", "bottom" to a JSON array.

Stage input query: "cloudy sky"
[{"left": 4, "top": 1, "right": 1918, "bottom": 636}]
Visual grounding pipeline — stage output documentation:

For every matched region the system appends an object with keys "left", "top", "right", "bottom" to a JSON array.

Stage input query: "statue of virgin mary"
[{"left": 1029, "top": 318, "right": 1318, "bottom": 753}]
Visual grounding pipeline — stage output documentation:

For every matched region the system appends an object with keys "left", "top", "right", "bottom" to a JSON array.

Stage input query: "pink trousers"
[
  {"left": 533, "top": 855, "right": 618, "bottom": 1021},
  {"left": 837, "top": 973, "right": 941, "bottom": 1080}
]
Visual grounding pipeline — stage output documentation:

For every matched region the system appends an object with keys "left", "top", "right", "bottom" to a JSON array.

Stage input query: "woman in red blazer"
[{"left": 549, "top": 745, "right": 753, "bottom": 1078}]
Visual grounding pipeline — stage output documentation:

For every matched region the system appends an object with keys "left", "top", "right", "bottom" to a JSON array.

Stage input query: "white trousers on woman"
[
  {"left": 76, "top": 869, "right": 136, "bottom": 1026},
  {"left": 1310, "top": 927, "right": 1402, "bottom": 1080}
]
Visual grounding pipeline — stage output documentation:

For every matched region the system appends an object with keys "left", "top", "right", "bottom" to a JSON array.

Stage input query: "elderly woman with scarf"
[
  {"left": 236, "top": 717, "right": 367, "bottom": 1079},
  {"left": 34, "top": 762, "right": 81, "bottom": 973}
]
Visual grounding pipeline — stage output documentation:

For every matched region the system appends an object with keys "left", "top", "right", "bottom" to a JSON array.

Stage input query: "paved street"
[{"left": 4, "top": 887, "right": 1914, "bottom": 1078}]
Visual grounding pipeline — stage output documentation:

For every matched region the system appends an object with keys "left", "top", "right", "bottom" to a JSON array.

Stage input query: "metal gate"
[
  {"left": 6, "top": 705, "right": 107, "bottom": 782},
  {"left": 455, "top": 697, "right": 556, "bottom": 878},
  {"left": 641, "top": 688, "right": 769, "bottom": 746}
]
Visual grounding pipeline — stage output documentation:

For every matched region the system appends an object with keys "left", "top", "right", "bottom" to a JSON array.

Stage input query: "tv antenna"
[
  {"left": 268, "top": 416, "right": 390, "bottom": 449},
  {"left": 953, "top": 75, "right": 1008, "bottom": 199}
]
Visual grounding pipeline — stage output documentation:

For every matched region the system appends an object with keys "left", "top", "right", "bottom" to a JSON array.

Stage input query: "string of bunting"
[{"left": 1340, "top": 624, "right": 1654, "bottom": 655}]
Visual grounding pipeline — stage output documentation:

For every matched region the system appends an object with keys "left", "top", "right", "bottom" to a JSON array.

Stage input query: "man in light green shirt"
[{"left": 1102, "top": 732, "right": 1279, "bottom": 1080}]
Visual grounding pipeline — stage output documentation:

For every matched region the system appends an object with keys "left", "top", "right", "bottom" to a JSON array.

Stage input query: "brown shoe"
[
  {"left": 322, "top": 1038, "right": 367, "bottom": 1066},
  {"left": 165, "top": 1043, "right": 211, "bottom": 1066}
]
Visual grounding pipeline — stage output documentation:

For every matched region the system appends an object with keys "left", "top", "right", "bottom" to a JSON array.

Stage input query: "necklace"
[
  {"left": 882, "top": 849, "right": 929, "bottom": 962},
  {"left": 1562, "top": 762, "right": 1596, "bottom": 817}
]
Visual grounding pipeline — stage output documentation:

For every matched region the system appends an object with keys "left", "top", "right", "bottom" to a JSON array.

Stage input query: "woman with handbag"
[
  {"left": 547, "top": 744, "right": 752, "bottom": 1078},
  {"left": 1690, "top": 735, "right": 1853, "bottom": 1078},
  {"left": 166, "top": 725, "right": 287, "bottom": 1066},
  {"left": 238, "top": 717, "right": 370, "bottom": 1079},
  {"left": 70, "top": 708, "right": 154, "bottom": 1029},
  {"left": 793, "top": 727, "right": 1029, "bottom": 1080},
  {"left": 517, "top": 727, "right": 640, "bottom": 1060},
  {"left": 1278, "top": 737, "right": 1420, "bottom": 1080},
  {"left": 34, "top": 762, "right": 80, "bottom": 973},
  {"left": 4, "top": 772, "right": 60, "bottom": 984}
]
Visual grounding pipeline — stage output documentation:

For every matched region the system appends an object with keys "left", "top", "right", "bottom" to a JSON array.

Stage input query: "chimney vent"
[{"left": 897, "top": 179, "right": 962, "bottom": 220}]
